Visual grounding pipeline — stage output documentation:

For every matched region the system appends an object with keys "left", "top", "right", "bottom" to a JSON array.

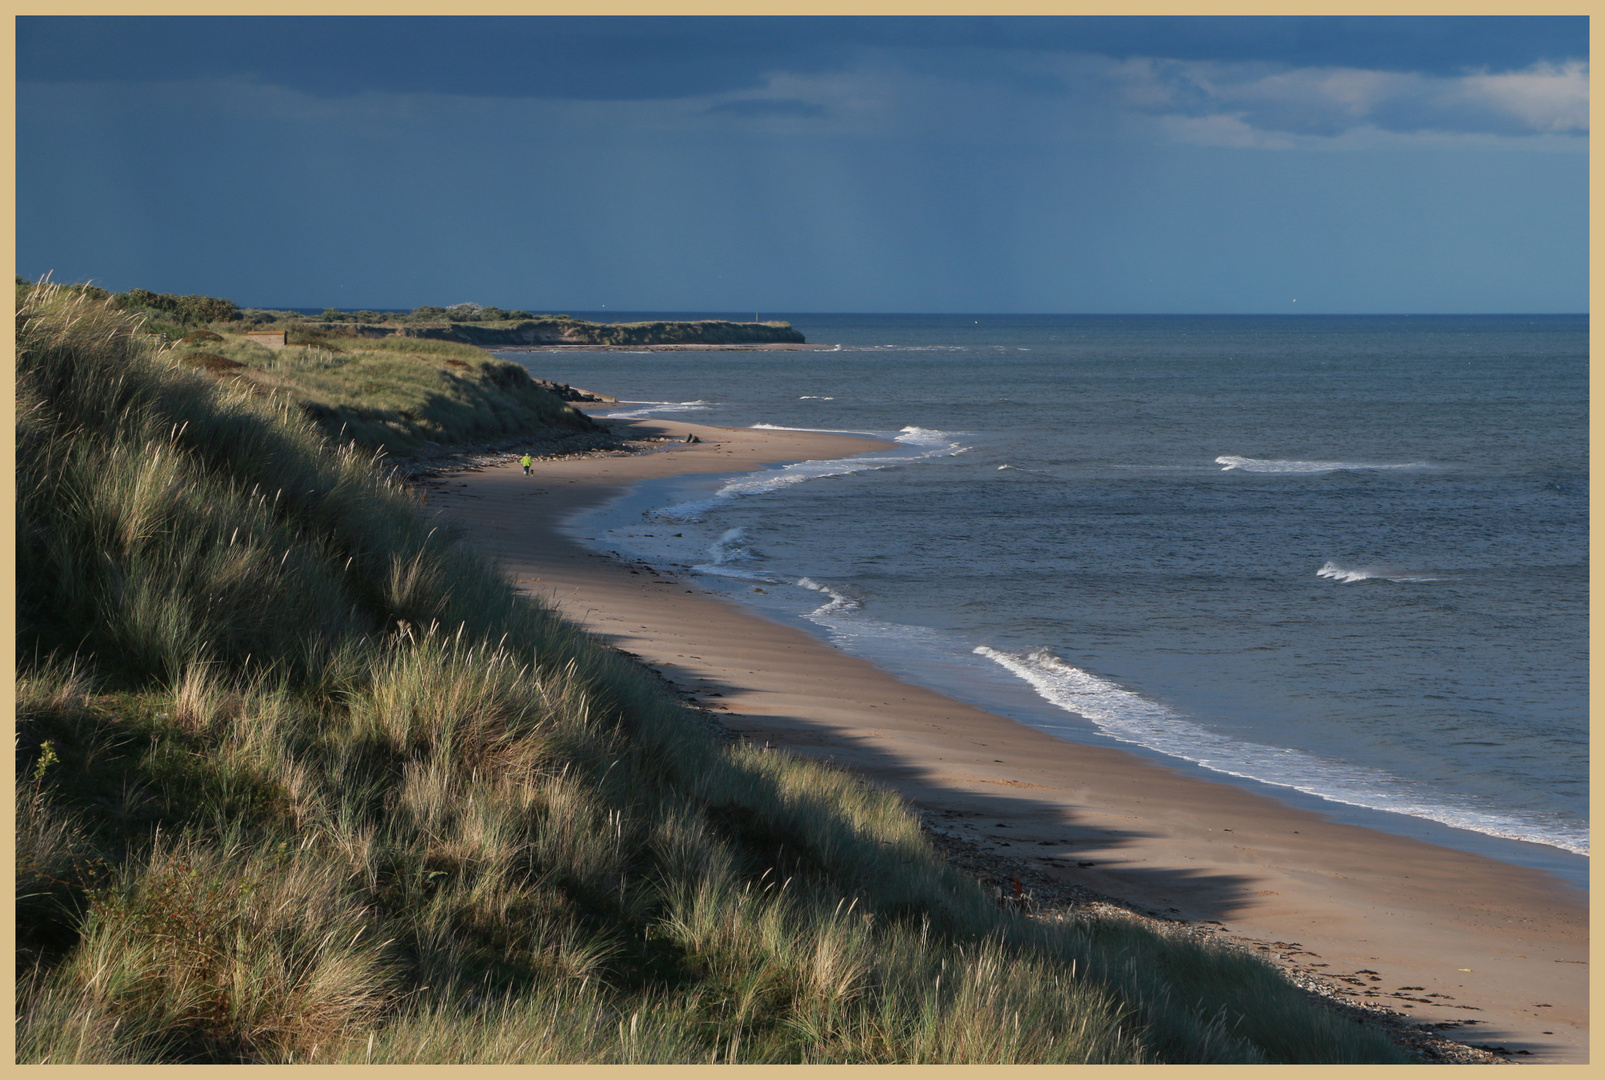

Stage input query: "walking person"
[{"left": 520, "top": 453, "right": 533, "bottom": 476}]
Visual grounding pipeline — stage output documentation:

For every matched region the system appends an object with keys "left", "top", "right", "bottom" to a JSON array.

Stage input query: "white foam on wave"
[
  {"left": 798, "top": 395, "right": 836, "bottom": 400},
  {"left": 972, "top": 644, "right": 1588, "bottom": 856},
  {"left": 600, "top": 400, "right": 716, "bottom": 419},
  {"left": 690, "top": 527, "right": 778, "bottom": 582},
  {"left": 842, "top": 344, "right": 965, "bottom": 352},
  {"left": 1216, "top": 455, "right": 1429, "bottom": 474},
  {"left": 895, "top": 425, "right": 968, "bottom": 448},
  {"left": 748, "top": 423, "right": 882, "bottom": 436},
  {"left": 652, "top": 425, "right": 968, "bottom": 523},
  {"left": 693, "top": 565, "right": 774, "bottom": 583},
  {"left": 1317, "top": 561, "right": 1443, "bottom": 584},
  {"left": 797, "top": 576, "right": 861, "bottom": 617}
]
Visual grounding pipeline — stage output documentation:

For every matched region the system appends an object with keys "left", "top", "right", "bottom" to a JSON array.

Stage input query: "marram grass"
[
  {"left": 176, "top": 311, "right": 596, "bottom": 454},
  {"left": 14, "top": 282, "right": 1413, "bottom": 1064}
]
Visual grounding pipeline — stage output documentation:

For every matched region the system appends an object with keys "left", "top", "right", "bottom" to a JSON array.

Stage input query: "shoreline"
[
  {"left": 571, "top": 464, "right": 1589, "bottom": 884},
  {"left": 423, "top": 415, "right": 1587, "bottom": 1064}
]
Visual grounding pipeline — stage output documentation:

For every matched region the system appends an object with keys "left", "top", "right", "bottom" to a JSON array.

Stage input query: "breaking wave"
[
  {"left": 1216, "top": 455, "right": 1429, "bottom": 474},
  {"left": 691, "top": 527, "right": 776, "bottom": 582},
  {"left": 600, "top": 400, "right": 716, "bottom": 419},
  {"left": 1317, "top": 561, "right": 1443, "bottom": 584},
  {"left": 651, "top": 426, "right": 968, "bottom": 523},
  {"left": 797, "top": 577, "right": 861, "bottom": 617},
  {"left": 972, "top": 645, "right": 1587, "bottom": 856}
]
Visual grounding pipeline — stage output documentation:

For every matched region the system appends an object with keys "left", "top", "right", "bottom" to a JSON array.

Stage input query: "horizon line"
[{"left": 248, "top": 307, "right": 1590, "bottom": 318}]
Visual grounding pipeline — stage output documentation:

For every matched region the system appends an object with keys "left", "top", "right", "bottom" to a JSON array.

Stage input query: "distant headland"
[
  {"left": 285, "top": 301, "right": 806, "bottom": 348},
  {"left": 396, "top": 313, "right": 809, "bottom": 348},
  {"left": 68, "top": 287, "right": 809, "bottom": 348}
]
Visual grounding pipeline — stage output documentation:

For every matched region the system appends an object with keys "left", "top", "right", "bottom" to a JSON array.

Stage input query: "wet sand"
[{"left": 425, "top": 415, "right": 1588, "bottom": 1064}]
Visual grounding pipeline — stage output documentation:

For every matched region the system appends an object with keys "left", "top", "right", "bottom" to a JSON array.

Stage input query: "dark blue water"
[{"left": 502, "top": 314, "right": 1588, "bottom": 882}]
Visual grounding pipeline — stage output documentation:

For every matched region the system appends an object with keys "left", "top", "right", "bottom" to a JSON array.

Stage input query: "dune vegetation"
[
  {"left": 14, "top": 282, "right": 1414, "bottom": 1064},
  {"left": 36, "top": 281, "right": 676, "bottom": 455},
  {"left": 25, "top": 279, "right": 599, "bottom": 456},
  {"left": 171, "top": 328, "right": 595, "bottom": 455}
]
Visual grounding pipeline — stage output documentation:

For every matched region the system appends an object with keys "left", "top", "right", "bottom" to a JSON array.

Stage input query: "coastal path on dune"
[{"left": 424, "top": 415, "right": 1587, "bottom": 1065}]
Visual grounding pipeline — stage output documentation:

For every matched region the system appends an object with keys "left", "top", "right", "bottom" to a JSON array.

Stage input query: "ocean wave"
[
  {"left": 1317, "top": 561, "right": 1443, "bottom": 584},
  {"left": 689, "top": 530, "right": 777, "bottom": 581},
  {"left": 842, "top": 345, "right": 966, "bottom": 352},
  {"left": 749, "top": 423, "right": 879, "bottom": 435},
  {"left": 706, "top": 527, "right": 759, "bottom": 564},
  {"left": 600, "top": 400, "right": 716, "bottom": 419},
  {"left": 652, "top": 426, "right": 969, "bottom": 522},
  {"left": 972, "top": 645, "right": 1587, "bottom": 856},
  {"left": 894, "top": 425, "right": 969, "bottom": 450},
  {"left": 1216, "top": 455, "right": 1429, "bottom": 474},
  {"left": 694, "top": 564, "right": 777, "bottom": 583},
  {"left": 797, "top": 576, "right": 861, "bottom": 617}
]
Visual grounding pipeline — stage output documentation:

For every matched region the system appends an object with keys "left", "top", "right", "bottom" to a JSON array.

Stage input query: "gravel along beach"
[{"left": 423, "top": 411, "right": 1587, "bottom": 1064}]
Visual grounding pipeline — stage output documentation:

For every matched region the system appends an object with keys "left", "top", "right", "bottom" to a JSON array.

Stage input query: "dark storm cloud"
[
  {"left": 16, "top": 16, "right": 1587, "bottom": 313},
  {"left": 18, "top": 16, "right": 1588, "bottom": 102}
]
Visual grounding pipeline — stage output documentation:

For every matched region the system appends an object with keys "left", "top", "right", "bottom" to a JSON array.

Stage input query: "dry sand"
[{"left": 424, "top": 415, "right": 1588, "bottom": 1064}]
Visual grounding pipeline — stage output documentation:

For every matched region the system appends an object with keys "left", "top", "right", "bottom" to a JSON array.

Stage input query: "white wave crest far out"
[
  {"left": 1216, "top": 455, "right": 1429, "bottom": 474},
  {"left": 1317, "top": 560, "right": 1443, "bottom": 584}
]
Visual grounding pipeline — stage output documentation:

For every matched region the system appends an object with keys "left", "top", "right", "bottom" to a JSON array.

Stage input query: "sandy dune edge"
[{"left": 423, "top": 415, "right": 1587, "bottom": 1064}]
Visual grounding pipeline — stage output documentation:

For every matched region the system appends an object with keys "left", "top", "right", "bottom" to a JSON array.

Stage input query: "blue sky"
[{"left": 16, "top": 16, "right": 1588, "bottom": 313}]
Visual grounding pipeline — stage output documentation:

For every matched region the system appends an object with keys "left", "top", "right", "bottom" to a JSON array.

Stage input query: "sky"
[{"left": 15, "top": 16, "right": 1589, "bottom": 314}]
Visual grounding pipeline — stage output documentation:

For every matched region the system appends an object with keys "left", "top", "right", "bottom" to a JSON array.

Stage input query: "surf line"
[{"left": 971, "top": 645, "right": 1587, "bottom": 857}]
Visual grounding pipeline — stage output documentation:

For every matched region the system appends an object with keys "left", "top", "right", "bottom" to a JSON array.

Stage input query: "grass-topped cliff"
[
  {"left": 15, "top": 283, "right": 1411, "bottom": 1064},
  {"left": 20, "top": 281, "right": 600, "bottom": 456},
  {"left": 170, "top": 327, "right": 596, "bottom": 454}
]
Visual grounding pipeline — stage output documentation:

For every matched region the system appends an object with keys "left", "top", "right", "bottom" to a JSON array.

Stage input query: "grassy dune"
[
  {"left": 14, "top": 283, "right": 1413, "bottom": 1064},
  {"left": 166, "top": 326, "right": 595, "bottom": 455}
]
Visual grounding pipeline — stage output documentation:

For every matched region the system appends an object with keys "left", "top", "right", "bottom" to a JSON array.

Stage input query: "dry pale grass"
[{"left": 29, "top": 834, "right": 395, "bottom": 1062}]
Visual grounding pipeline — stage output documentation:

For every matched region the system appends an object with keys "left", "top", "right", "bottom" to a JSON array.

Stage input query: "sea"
[{"left": 499, "top": 313, "right": 1588, "bottom": 888}]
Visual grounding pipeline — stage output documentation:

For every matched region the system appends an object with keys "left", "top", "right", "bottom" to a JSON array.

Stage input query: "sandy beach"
[{"left": 424, "top": 415, "right": 1588, "bottom": 1064}]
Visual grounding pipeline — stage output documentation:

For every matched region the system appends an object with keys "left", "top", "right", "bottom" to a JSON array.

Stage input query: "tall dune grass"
[{"left": 14, "top": 282, "right": 1412, "bottom": 1064}]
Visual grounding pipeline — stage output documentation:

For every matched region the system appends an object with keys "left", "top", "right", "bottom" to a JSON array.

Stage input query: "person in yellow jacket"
[{"left": 520, "top": 453, "right": 533, "bottom": 476}]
